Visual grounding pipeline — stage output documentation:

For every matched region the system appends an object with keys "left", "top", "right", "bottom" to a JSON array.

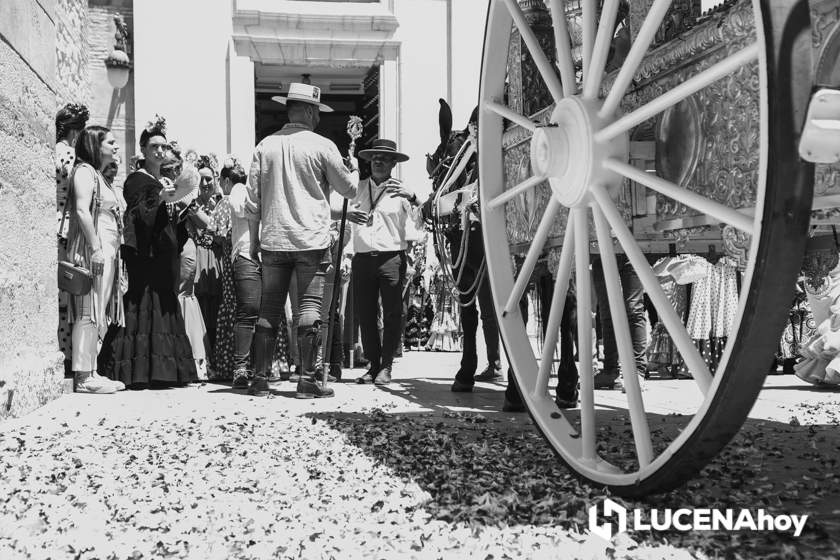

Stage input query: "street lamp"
[{"left": 104, "top": 15, "right": 132, "bottom": 89}]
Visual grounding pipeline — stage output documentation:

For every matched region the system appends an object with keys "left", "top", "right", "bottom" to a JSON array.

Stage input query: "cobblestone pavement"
[{"left": 1, "top": 349, "right": 838, "bottom": 559}]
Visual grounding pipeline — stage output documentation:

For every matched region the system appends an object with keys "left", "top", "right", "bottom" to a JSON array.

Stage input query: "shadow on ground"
[{"left": 309, "top": 405, "right": 840, "bottom": 559}]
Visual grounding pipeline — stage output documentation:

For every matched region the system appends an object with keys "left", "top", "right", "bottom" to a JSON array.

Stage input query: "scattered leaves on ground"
[{"left": 0, "top": 391, "right": 838, "bottom": 559}]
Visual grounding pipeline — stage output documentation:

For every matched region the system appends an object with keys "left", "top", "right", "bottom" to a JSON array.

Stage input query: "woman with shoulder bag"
[{"left": 66, "top": 125, "right": 126, "bottom": 394}]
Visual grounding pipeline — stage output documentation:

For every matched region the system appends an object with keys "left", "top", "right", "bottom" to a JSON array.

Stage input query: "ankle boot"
[
  {"left": 296, "top": 322, "right": 335, "bottom": 398},
  {"left": 298, "top": 321, "right": 323, "bottom": 378},
  {"left": 252, "top": 329, "right": 278, "bottom": 379}
]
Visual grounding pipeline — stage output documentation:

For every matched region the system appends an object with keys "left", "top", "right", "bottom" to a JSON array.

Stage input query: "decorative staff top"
[{"left": 346, "top": 115, "right": 363, "bottom": 158}]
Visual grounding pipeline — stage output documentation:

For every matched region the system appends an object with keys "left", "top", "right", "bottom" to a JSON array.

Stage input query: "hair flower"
[{"left": 144, "top": 114, "right": 167, "bottom": 135}]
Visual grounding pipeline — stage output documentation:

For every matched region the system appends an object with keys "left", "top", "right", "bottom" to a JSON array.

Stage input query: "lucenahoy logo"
[{"left": 588, "top": 499, "right": 808, "bottom": 540}]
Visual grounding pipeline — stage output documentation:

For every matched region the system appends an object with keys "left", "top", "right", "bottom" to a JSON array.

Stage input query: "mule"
[{"left": 424, "top": 99, "right": 580, "bottom": 409}]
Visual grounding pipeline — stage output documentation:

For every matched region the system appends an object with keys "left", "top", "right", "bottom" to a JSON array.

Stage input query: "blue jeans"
[
  {"left": 253, "top": 248, "right": 331, "bottom": 377},
  {"left": 232, "top": 255, "right": 261, "bottom": 373},
  {"left": 592, "top": 255, "right": 647, "bottom": 378}
]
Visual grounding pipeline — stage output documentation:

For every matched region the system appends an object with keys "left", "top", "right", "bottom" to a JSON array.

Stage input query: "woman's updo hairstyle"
[
  {"left": 195, "top": 154, "right": 219, "bottom": 176},
  {"left": 220, "top": 156, "right": 246, "bottom": 185},
  {"left": 55, "top": 103, "right": 90, "bottom": 143},
  {"left": 139, "top": 114, "right": 167, "bottom": 148}
]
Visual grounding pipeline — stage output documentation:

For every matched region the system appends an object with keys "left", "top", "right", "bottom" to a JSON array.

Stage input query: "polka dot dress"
[
  {"left": 209, "top": 198, "right": 236, "bottom": 380},
  {"left": 711, "top": 258, "right": 739, "bottom": 339},
  {"left": 271, "top": 314, "right": 292, "bottom": 377},
  {"left": 685, "top": 257, "right": 740, "bottom": 373},
  {"left": 56, "top": 142, "right": 75, "bottom": 374},
  {"left": 685, "top": 259, "right": 714, "bottom": 341}
]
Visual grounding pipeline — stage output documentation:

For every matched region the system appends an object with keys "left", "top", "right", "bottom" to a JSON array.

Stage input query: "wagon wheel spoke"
[
  {"left": 547, "top": 0, "right": 577, "bottom": 98},
  {"left": 591, "top": 202, "right": 654, "bottom": 468},
  {"left": 487, "top": 174, "right": 547, "bottom": 210},
  {"left": 484, "top": 100, "right": 538, "bottom": 132},
  {"left": 582, "top": 0, "right": 619, "bottom": 100},
  {"left": 590, "top": 184, "right": 713, "bottom": 394},
  {"left": 534, "top": 213, "right": 575, "bottom": 397},
  {"left": 572, "top": 206, "right": 597, "bottom": 462},
  {"left": 503, "top": 198, "right": 562, "bottom": 316},
  {"left": 604, "top": 159, "right": 755, "bottom": 234},
  {"left": 599, "top": 0, "right": 673, "bottom": 118},
  {"left": 596, "top": 43, "right": 760, "bottom": 138},
  {"left": 501, "top": 0, "right": 565, "bottom": 103},
  {"left": 581, "top": 0, "right": 596, "bottom": 83}
]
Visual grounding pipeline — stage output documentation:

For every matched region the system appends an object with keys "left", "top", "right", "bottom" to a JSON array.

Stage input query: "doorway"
[{"left": 254, "top": 64, "right": 381, "bottom": 178}]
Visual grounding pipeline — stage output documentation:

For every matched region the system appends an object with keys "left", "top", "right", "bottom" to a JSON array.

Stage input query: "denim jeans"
[
  {"left": 232, "top": 255, "right": 261, "bottom": 373},
  {"left": 253, "top": 247, "right": 330, "bottom": 376},
  {"left": 352, "top": 251, "right": 406, "bottom": 371},
  {"left": 592, "top": 255, "right": 647, "bottom": 378},
  {"left": 537, "top": 272, "right": 579, "bottom": 393}
]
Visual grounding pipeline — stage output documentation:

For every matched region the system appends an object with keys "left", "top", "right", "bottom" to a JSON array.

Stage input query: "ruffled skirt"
[{"left": 98, "top": 252, "right": 197, "bottom": 386}]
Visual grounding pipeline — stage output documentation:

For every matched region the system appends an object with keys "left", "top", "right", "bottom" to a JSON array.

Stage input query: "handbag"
[
  {"left": 57, "top": 260, "right": 92, "bottom": 295},
  {"left": 57, "top": 165, "right": 101, "bottom": 296}
]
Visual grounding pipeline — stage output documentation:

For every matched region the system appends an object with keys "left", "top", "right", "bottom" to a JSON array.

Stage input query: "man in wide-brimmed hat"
[
  {"left": 346, "top": 139, "right": 422, "bottom": 386},
  {"left": 246, "top": 82, "right": 359, "bottom": 399}
]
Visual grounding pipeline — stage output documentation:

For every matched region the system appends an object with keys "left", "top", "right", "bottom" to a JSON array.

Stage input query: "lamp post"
[{"left": 104, "top": 15, "right": 132, "bottom": 89}]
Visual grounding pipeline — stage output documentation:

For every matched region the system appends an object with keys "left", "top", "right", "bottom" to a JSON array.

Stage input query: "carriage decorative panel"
[
  {"left": 607, "top": 0, "right": 760, "bottom": 229},
  {"left": 811, "top": 0, "right": 840, "bottom": 200},
  {"left": 503, "top": 0, "right": 563, "bottom": 255}
]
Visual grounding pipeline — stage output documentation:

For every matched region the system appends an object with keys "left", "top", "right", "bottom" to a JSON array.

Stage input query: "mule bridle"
[{"left": 428, "top": 127, "right": 487, "bottom": 307}]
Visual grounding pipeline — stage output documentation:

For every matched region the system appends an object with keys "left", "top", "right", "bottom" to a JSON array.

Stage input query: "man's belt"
[{"left": 355, "top": 250, "right": 404, "bottom": 258}]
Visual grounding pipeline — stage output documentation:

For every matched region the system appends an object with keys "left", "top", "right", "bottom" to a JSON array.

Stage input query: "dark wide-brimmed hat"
[{"left": 358, "top": 139, "right": 410, "bottom": 163}]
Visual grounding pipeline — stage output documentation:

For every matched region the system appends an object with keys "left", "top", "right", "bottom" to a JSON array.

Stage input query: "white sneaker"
[
  {"left": 75, "top": 372, "right": 117, "bottom": 394},
  {"left": 92, "top": 371, "right": 125, "bottom": 391}
]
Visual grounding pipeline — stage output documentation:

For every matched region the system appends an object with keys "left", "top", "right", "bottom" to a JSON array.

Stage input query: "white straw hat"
[{"left": 272, "top": 83, "right": 334, "bottom": 112}]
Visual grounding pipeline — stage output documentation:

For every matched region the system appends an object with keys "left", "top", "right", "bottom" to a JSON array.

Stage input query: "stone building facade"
[{"left": 0, "top": 0, "right": 136, "bottom": 420}]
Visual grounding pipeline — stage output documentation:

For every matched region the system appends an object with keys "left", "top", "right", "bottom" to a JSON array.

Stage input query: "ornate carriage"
[{"left": 475, "top": 0, "right": 840, "bottom": 495}]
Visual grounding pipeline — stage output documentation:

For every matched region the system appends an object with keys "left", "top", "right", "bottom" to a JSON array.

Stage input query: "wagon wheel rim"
[{"left": 478, "top": 0, "right": 813, "bottom": 493}]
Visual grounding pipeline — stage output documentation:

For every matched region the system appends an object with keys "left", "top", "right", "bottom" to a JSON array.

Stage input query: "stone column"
[
  {"left": 227, "top": 53, "right": 255, "bottom": 161},
  {"left": 379, "top": 58, "right": 401, "bottom": 176}
]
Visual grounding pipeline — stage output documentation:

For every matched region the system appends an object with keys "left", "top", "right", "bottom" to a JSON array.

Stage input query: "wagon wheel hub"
[{"left": 530, "top": 97, "right": 628, "bottom": 208}]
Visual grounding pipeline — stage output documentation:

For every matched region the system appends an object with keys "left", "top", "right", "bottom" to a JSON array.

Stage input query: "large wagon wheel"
[{"left": 479, "top": 0, "right": 814, "bottom": 496}]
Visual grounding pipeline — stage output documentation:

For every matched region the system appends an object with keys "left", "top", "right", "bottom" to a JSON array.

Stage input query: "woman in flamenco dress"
[{"left": 98, "top": 116, "right": 197, "bottom": 387}]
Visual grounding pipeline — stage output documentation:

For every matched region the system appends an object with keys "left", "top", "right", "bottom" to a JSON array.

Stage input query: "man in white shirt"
[
  {"left": 348, "top": 139, "right": 422, "bottom": 385},
  {"left": 246, "top": 83, "right": 359, "bottom": 399}
]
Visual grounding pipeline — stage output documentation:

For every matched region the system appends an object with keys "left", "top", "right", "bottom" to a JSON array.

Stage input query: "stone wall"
[
  {"left": 0, "top": 0, "right": 135, "bottom": 421},
  {"left": 56, "top": 0, "right": 92, "bottom": 105},
  {"left": 0, "top": 0, "right": 69, "bottom": 420}
]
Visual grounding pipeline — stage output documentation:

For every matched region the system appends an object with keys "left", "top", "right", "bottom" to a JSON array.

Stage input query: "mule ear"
[
  {"left": 438, "top": 98, "right": 452, "bottom": 146},
  {"left": 468, "top": 105, "right": 479, "bottom": 126}
]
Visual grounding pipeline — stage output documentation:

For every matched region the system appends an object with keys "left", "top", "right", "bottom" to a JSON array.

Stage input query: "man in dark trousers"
[
  {"left": 246, "top": 82, "right": 358, "bottom": 399},
  {"left": 347, "top": 139, "right": 423, "bottom": 385}
]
